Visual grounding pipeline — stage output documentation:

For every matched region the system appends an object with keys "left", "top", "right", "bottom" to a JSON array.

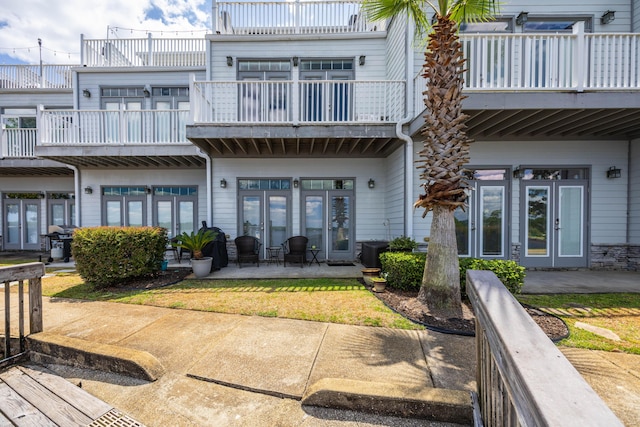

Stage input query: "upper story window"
[
  {"left": 238, "top": 60, "right": 291, "bottom": 72},
  {"left": 460, "top": 19, "right": 513, "bottom": 33},
  {"left": 522, "top": 16, "right": 593, "bottom": 33},
  {"left": 300, "top": 59, "right": 353, "bottom": 71}
]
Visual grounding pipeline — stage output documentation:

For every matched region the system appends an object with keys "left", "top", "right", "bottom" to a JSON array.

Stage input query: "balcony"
[
  {"left": 412, "top": 31, "right": 640, "bottom": 139},
  {"left": 213, "top": 0, "right": 386, "bottom": 35},
  {"left": 1, "top": 127, "right": 37, "bottom": 158},
  {"left": 37, "top": 109, "right": 204, "bottom": 168},
  {"left": 0, "top": 65, "right": 75, "bottom": 89},
  {"left": 81, "top": 35, "right": 206, "bottom": 67}
]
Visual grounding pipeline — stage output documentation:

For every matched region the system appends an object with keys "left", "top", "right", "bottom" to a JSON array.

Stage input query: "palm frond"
[
  {"left": 450, "top": 0, "right": 500, "bottom": 23},
  {"left": 362, "top": 0, "right": 432, "bottom": 36}
]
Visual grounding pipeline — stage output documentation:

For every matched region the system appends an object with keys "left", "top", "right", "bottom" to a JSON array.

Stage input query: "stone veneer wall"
[{"left": 591, "top": 244, "right": 640, "bottom": 271}]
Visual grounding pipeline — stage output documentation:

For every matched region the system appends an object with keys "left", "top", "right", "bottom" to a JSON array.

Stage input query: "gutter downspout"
[
  {"left": 67, "top": 165, "right": 81, "bottom": 226},
  {"left": 197, "top": 148, "right": 213, "bottom": 227},
  {"left": 395, "top": 17, "right": 415, "bottom": 238}
]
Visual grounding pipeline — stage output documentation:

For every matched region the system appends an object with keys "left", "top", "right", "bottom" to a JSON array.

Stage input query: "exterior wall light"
[
  {"left": 220, "top": 178, "right": 227, "bottom": 188},
  {"left": 516, "top": 12, "right": 528, "bottom": 26},
  {"left": 82, "top": 89, "right": 91, "bottom": 97},
  {"left": 293, "top": 178, "right": 299, "bottom": 188},
  {"left": 84, "top": 186, "right": 93, "bottom": 194},
  {"left": 293, "top": 57, "right": 299, "bottom": 67},
  {"left": 368, "top": 178, "right": 375, "bottom": 189},
  {"left": 513, "top": 168, "right": 524, "bottom": 179},
  {"left": 226, "top": 56, "right": 233, "bottom": 66},
  {"left": 143, "top": 85, "right": 151, "bottom": 97},
  {"left": 359, "top": 55, "right": 366, "bottom": 66},
  {"left": 606, "top": 166, "right": 621, "bottom": 179},
  {"left": 601, "top": 10, "right": 615, "bottom": 25}
]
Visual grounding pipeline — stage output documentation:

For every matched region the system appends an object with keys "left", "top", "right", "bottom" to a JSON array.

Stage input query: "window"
[
  {"left": 460, "top": 19, "right": 513, "bottom": 33},
  {"left": 522, "top": 16, "right": 592, "bottom": 33},
  {"left": 101, "top": 187, "right": 147, "bottom": 227}
]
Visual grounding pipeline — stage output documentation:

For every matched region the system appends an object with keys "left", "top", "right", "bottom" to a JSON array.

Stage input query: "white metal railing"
[
  {"left": 192, "top": 80, "right": 405, "bottom": 124},
  {"left": 81, "top": 34, "right": 206, "bottom": 67},
  {"left": 0, "top": 65, "right": 74, "bottom": 89},
  {"left": 467, "top": 270, "right": 623, "bottom": 426},
  {"left": 213, "top": 0, "right": 386, "bottom": 35},
  {"left": 414, "top": 31, "right": 640, "bottom": 112},
  {"left": 40, "top": 109, "right": 191, "bottom": 145},
  {"left": 1, "top": 127, "right": 37, "bottom": 157}
]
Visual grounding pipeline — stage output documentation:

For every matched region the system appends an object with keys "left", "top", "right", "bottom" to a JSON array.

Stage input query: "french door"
[
  {"left": 455, "top": 175, "right": 509, "bottom": 259},
  {"left": 239, "top": 190, "right": 290, "bottom": 256},
  {"left": 302, "top": 187, "right": 354, "bottom": 261},
  {"left": 3, "top": 198, "right": 40, "bottom": 250},
  {"left": 301, "top": 70, "right": 353, "bottom": 122},
  {"left": 521, "top": 178, "right": 588, "bottom": 268},
  {"left": 153, "top": 189, "right": 197, "bottom": 239}
]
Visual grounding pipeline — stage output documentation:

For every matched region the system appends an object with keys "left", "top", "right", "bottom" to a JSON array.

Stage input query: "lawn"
[
  {"left": 40, "top": 273, "right": 421, "bottom": 330},
  {"left": 517, "top": 293, "right": 640, "bottom": 355}
]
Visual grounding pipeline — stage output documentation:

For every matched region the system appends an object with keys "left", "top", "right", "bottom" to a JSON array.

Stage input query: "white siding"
[
  {"left": 630, "top": 138, "right": 640, "bottom": 243},
  {"left": 79, "top": 168, "right": 207, "bottom": 228},
  {"left": 385, "top": 15, "right": 407, "bottom": 81},
  {"left": 210, "top": 157, "right": 387, "bottom": 241},
  {"left": 384, "top": 146, "right": 406, "bottom": 240},
  {"left": 0, "top": 92, "right": 73, "bottom": 109}
]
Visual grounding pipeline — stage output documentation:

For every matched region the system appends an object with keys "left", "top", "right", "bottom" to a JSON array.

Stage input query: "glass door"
[
  {"left": 239, "top": 189, "right": 291, "bottom": 256},
  {"left": 153, "top": 187, "right": 197, "bottom": 239},
  {"left": 3, "top": 198, "right": 41, "bottom": 250},
  {"left": 329, "top": 192, "right": 352, "bottom": 260}
]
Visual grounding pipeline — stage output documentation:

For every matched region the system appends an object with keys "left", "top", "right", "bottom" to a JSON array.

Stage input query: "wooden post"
[{"left": 29, "top": 277, "right": 43, "bottom": 334}]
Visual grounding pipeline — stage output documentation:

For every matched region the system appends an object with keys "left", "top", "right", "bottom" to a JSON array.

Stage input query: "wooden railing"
[
  {"left": 466, "top": 270, "right": 623, "bottom": 426},
  {"left": 213, "top": 0, "right": 386, "bottom": 35},
  {"left": 40, "top": 109, "right": 191, "bottom": 145},
  {"left": 1, "top": 263, "right": 45, "bottom": 369},
  {"left": 0, "top": 65, "right": 74, "bottom": 89},
  {"left": 192, "top": 80, "right": 405, "bottom": 124},
  {"left": 1, "top": 127, "right": 37, "bottom": 157},
  {"left": 81, "top": 34, "right": 206, "bottom": 67}
]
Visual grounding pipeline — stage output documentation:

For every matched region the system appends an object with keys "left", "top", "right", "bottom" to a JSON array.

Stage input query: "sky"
[{"left": 0, "top": 0, "right": 213, "bottom": 65}]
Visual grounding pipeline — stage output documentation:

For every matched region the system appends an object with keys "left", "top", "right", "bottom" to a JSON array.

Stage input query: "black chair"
[
  {"left": 235, "top": 235, "right": 261, "bottom": 268},
  {"left": 282, "top": 236, "right": 308, "bottom": 268}
]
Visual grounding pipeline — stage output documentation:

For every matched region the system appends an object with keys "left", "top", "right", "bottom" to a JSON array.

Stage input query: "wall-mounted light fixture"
[
  {"left": 84, "top": 186, "right": 93, "bottom": 194},
  {"left": 601, "top": 10, "right": 615, "bottom": 25},
  {"left": 515, "top": 12, "right": 528, "bottom": 26},
  {"left": 293, "top": 178, "right": 299, "bottom": 188},
  {"left": 145, "top": 186, "right": 152, "bottom": 194},
  {"left": 368, "top": 178, "right": 375, "bottom": 189},
  {"left": 606, "top": 166, "right": 621, "bottom": 179},
  {"left": 293, "top": 56, "right": 299, "bottom": 67},
  {"left": 82, "top": 89, "right": 91, "bottom": 98},
  {"left": 226, "top": 56, "right": 233, "bottom": 66},
  {"left": 513, "top": 167, "right": 524, "bottom": 179},
  {"left": 359, "top": 55, "right": 366, "bottom": 66},
  {"left": 220, "top": 178, "right": 227, "bottom": 188},
  {"left": 143, "top": 85, "right": 151, "bottom": 97}
]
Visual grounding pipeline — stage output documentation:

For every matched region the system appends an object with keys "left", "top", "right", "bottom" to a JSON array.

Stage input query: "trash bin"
[{"left": 361, "top": 241, "right": 389, "bottom": 269}]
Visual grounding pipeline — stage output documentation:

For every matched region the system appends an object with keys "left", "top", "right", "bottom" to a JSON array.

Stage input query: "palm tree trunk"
[{"left": 418, "top": 204, "right": 463, "bottom": 318}]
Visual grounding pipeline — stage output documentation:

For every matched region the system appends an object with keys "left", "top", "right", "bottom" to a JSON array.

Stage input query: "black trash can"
[{"left": 361, "top": 241, "right": 389, "bottom": 269}]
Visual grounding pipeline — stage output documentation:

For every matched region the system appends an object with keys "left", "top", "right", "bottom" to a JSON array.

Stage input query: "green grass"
[
  {"left": 517, "top": 293, "right": 640, "bottom": 355},
  {"left": 42, "top": 274, "right": 422, "bottom": 330}
]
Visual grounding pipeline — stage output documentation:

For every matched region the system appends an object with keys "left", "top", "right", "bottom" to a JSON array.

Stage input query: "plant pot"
[
  {"left": 372, "top": 279, "right": 387, "bottom": 292},
  {"left": 362, "top": 268, "right": 381, "bottom": 286},
  {"left": 191, "top": 257, "right": 213, "bottom": 278}
]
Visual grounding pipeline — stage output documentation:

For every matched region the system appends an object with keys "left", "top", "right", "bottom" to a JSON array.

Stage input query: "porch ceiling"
[
  {"left": 0, "top": 159, "right": 74, "bottom": 177},
  {"left": 410, "top": 92, "right": 640, "bottom": 140},
  {"left": 186, "top": 124, "right": 401, "bottom": 158}
]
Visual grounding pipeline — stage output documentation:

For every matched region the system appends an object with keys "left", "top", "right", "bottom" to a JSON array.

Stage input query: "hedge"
[
  {"left": 72, "top": 226, "right": 167, "bottom": 289},
  {"left": 379, "top": 252, "right": 525, "bottom": 296}
]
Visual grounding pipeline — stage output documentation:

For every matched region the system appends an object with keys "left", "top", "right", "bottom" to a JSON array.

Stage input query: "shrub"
[
  {"left": 388, "top": 235, "right": 418, "bottom": 252},
  {"left": 379, "top": 251, "right": 426, "bottom": 291},
  {"left": 72, "top": 226, "right": 167, "bottom": 289},
  {"left": 459, "top": 258, "right": 525, "bottom": 297},
  {"left": 379, "top": 252, "right": 526, "bottom": 296}
]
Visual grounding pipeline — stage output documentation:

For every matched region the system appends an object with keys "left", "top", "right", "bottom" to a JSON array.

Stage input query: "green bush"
[
  {"left": 379, "top": 251, "right": 426, "bottom": 291},
  {"left": 72, "top": 226, "right": 167, "bottom": 289},
  {"left": 379, "top": 252, "right": 525, "bottom": 296},
  {"left": 459, "top": 258, "right": 525, "bottom": 296},
  {"left": 388, "top": 235, "right": 418, "bottom": 252}
]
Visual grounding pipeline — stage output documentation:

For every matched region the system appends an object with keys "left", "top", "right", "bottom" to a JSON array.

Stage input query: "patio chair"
[
  {"left": 235, "top": 235, "right": 261, "bottom": 268},
  {"left": 281, "top": 236, "right": 308, "bottom": 268}
]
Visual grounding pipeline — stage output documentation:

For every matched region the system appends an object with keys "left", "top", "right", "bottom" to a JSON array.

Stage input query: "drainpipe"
[
  {"left": 197, "top": 148, "right": 213, "bottom": 226},
  {"left": 67, "top": 165, "right": 81, "bottom": 226},
  {"left": 395, "top": 16, "right": 415, "bottom": 238}
]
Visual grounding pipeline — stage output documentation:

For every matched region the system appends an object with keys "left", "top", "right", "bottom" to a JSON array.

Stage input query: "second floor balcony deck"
[{"left": 0, "top": 65, "right": 75, "bottom": 89}]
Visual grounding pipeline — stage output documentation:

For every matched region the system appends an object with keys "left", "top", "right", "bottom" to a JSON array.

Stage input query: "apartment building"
[{"left": 1, "top": 0, "right": 639, "bottom": 270}]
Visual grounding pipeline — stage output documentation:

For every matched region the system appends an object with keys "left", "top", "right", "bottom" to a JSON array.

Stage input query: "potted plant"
[
  {"left": 172, "top": 229, "right": 218, "bottom": 278},
  {"left": 371, "top": 274, "right": 387, "bottom": 292}
]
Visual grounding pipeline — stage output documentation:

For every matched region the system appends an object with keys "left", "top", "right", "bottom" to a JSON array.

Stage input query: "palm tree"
[{"left": 363, "top": 0, "right": 498, "bottom": 317}]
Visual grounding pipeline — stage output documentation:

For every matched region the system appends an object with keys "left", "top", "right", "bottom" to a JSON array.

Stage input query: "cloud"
[{"left": 0, "top": 0, "right": 211, "bottom": 64}]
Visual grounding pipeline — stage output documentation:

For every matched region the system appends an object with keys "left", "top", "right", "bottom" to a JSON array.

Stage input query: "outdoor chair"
[
  {"left": 282, "top": 236, "right": 308, "bottom": 267},
  {"left": 235, "top": 235, "right": 261, "bottom": 268}
]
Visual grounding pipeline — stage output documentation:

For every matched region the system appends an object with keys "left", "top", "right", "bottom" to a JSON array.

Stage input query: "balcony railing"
[
  {"left": 414, "top": 31, "right": 640, "bottom": 113},
  {"left": 192, "top": 80, "right": 405, "bottom": 124},
  {"left": 213, "top": 0, "right": 386, "bottom": 35},
  {"left": 1, "top": 127, "right": 37, "bottom": 157},
  {"left": 81, "top": 34, "right": 206, "bottom": 67},
  {"left": 40, "top": 109, "right": 191, "bottom": 145},
  {"left": 0, "top": 65, "right": 74, "bottom": 89}
]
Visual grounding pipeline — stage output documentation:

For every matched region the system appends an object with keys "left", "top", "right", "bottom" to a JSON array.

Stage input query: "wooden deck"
[{"left": 0, "top": 364, "right": 144, "bottom": 426}]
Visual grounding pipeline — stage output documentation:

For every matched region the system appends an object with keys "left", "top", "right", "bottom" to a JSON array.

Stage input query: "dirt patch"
[{"left": 114, "top": 268, "right": 192, "bottom": 290}]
